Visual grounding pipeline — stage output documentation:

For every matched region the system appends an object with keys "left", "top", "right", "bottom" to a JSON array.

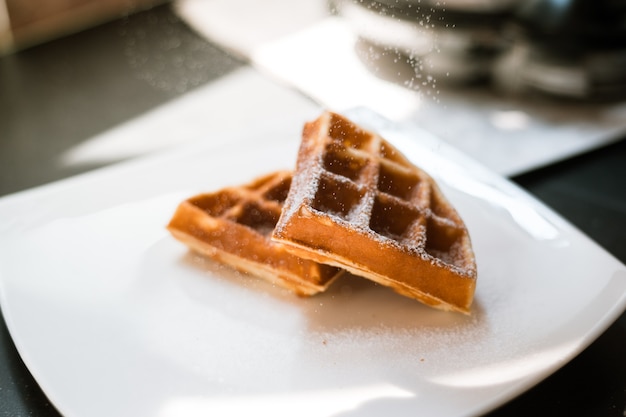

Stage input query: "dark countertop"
[{"left": 1, "top": 4, "right": 624, "bottom": 416}]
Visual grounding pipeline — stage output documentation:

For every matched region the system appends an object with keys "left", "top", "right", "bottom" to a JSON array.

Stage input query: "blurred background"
[
  {"left": 3, "top": 0, "right": 626, "bottom": 98},
  {"left": 2, "top": 0, "right": 626, "bottom": 194},
  {"left": 334, "top": 0, "right": 626, "bottom": 99}
]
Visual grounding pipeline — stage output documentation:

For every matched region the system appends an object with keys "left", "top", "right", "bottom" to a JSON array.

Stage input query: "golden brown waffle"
[
  {"left": 272, "top": 112, "right": 477, "bottom": 313},
  {"left": 167, "top": 171, "right": 342, "bottom": 296}
]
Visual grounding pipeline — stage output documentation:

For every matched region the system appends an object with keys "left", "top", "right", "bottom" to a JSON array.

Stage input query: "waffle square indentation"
[
  {"left": 323, "top": 144, "right": 368, "bottom": 182},
  {"left": 190, "top": 191, "right": 239, "bottom": 217},
  {"left": 424, "top": 216, "right": 463, "bottom": 264},
  {"left": 312, "top": 175, "right": 365, "bottom": 220},
  {"left": 377, "top": 162, "right": 421, "bottom": 201},
  {"left": 429, "top": 187, "right": 456, "bottom": 220},
  {"left": 328, "top": 116, "right": 372, "bottom": 150},
  {"left": 235, "top": 201, "right": 279, "bottom": 237},
  {"left": 369, "top": 196, "right": 420, "bottom": 242},
  {"left": 262, "top": 177, "right": 291, "bottom": 203}
]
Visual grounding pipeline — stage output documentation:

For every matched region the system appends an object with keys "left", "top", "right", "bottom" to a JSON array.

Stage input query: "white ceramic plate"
[{"left": 1, "top": 109, "right": 625, "bottom": 417}]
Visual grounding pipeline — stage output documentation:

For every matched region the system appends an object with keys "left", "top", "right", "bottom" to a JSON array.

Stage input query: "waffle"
[
  {"left": 272, "top": 112, "right": 477, "bottom": 313},
  {"left": 167, "top": 171, "right": 342, "bottom": 296}
]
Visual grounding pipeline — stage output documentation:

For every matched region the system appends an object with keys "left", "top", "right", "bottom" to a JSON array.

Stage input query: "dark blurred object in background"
[
  {"left": 495, "top": 0, "right": 626, "bottom": 100},
  {"left": 335, "top": 0, "right": 626, "bottom": 100},
  {"left": 335, "top": 0, "right": 520, "bottom": 84}
]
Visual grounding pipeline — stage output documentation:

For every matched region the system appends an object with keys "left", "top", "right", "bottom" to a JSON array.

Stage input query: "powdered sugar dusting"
[
  {"left": 274, "top": 111, "right": 476, "bottom": 313},
  {"left": 291, "top": 281, "right": 529, "bottom": 388},
  {"left": 275, "top": 159, "right": 322, "bottom": 233}
]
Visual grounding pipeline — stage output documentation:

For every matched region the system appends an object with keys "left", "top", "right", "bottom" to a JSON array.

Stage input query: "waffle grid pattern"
[
  {"left": 189, "top": 171, "right": 290, "bottom": 239},
  {"left": 312, "top": 114, "right": 470, "bottom": 270},
  {"left": 168, "top": 171, "right": 341, "bottom": 296},
  {"left": 273, "top": 112, "right": 476, "bottom": 312}
]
